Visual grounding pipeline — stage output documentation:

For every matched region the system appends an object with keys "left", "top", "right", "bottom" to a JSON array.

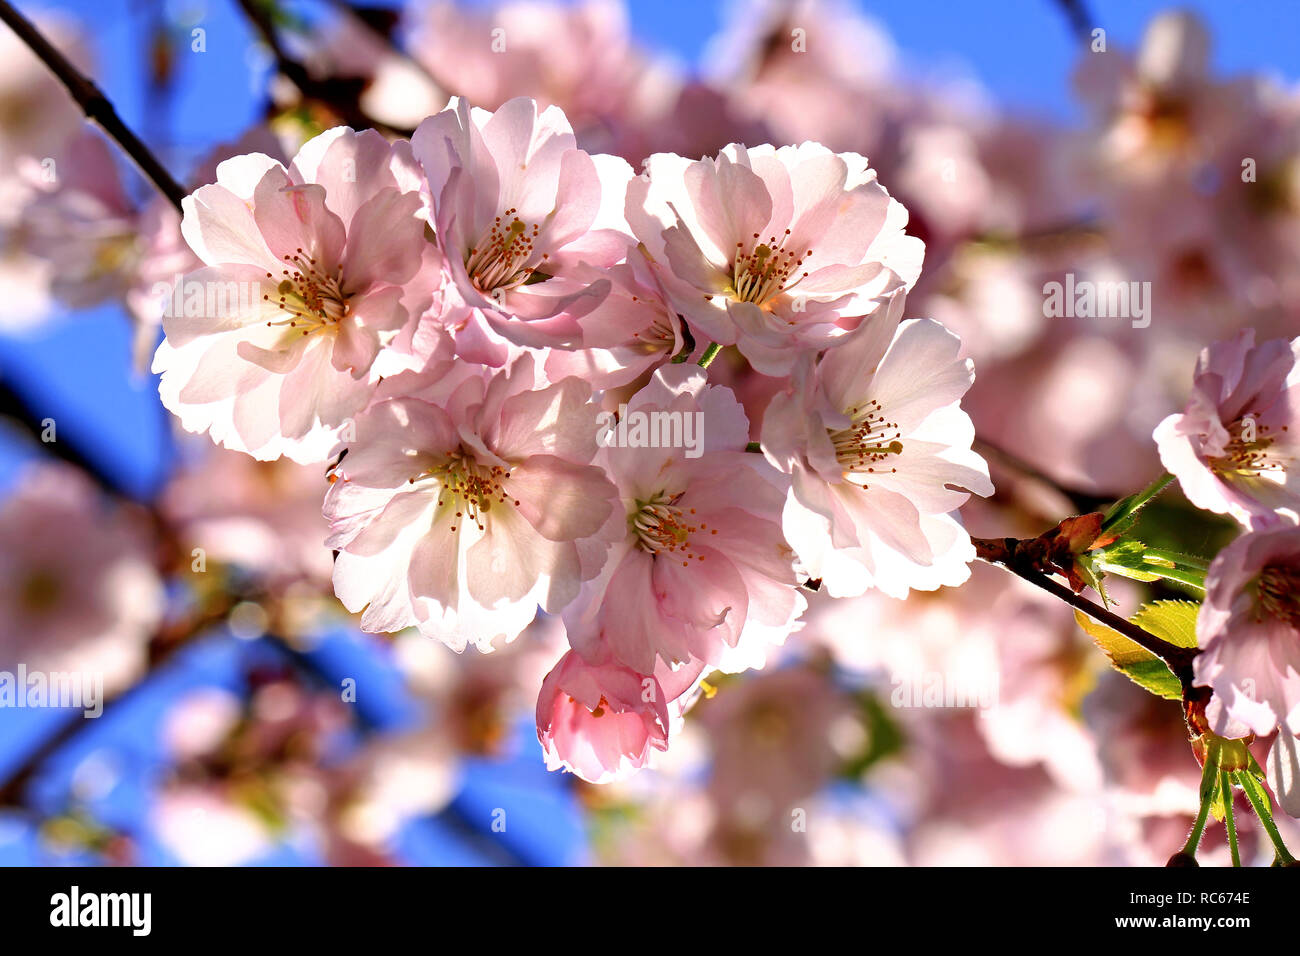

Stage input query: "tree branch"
[
  {"left": 0, "top": 379, "right": 130, "bottom": 496},
  {"left": 0, "top": 0, "right": 186, "bottom": 212},
  {"left": 234, "top": 0, "right": 410, "bottom": 136},
  {"left": 0, "top": 636, "right": 182, "bottom": 806},
  {"left": 1055, "top": 0, "right": 1096, "bottom": 45},
  {"left": 973, "top": 437, "right": 1117, "bottom": 515},
  {"left": 973, "top": 535, "right": 1199, "bottom": 685}
]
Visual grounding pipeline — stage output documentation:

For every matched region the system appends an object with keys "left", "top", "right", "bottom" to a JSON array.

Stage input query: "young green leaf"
[{"left": 1072, "top": 600, "right": 1199, "bottom": 700}]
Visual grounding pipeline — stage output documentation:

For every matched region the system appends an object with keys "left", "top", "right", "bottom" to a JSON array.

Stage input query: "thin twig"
[
  {"left": 974, "top": 437, "right": 1116, "bottom": 514},
  {"left": 235, "top": 0, "right": 409, "bottom": 136},
  {"left": 0, "top": 0, "right": 186, "bottom": 212},
  {"left": 0, "top": 379, "right": 127, "bottom": 496},
  {"left": 973, "top": 536, "right": 1199, "bottom": 683},
  {"left": 0, "top": 636, "right": 186, "bottom": 806},
  {"left": 1055, "top": 0, "right": 1096, "bottom": 44}
]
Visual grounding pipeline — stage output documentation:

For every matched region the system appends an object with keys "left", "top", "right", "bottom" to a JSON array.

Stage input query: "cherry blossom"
[
  {"left": 627, "top": 141, "right": 924, "bottom": 374},
  {"left": 324, "top": 353, "right": 619, "bottom": 651},
  {"left": 407, "top": 0, "right": 678, "bottom": 161},
  {"left": 563, "top": 364, "right": 804, "bottom": 675},
  {"left": 1155, "top": 330, "right": 1300, "bottom": 529},
  {"left": 18, "top": 0, "right": 1300, "bottom": 868},
  {"left": 0, "top": 463, "right": 162, "bottom": 695},
  {"left": 1196, "top": 521, "right": 1300, "bottom": 738},
  {"left": 535, "top": 648, "right": 671, "bottom": 784},
  {"left": 153, "top": 127, "right": 432, "bottom": 463},
  {"left": 411, "top": 95, "right": 635, "bottom": 350},
  {"left": 541, "top": 246, "right": 685, "bottom": 390},
  {"left": 1195, "top": 520, "right": 1300, "bottom": 816},
  {"left": 762, "top": 295, "right": 993, "bottom": 597}
]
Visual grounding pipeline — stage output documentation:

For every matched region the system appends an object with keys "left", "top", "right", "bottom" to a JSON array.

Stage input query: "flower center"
[
  {"left": 466, "top": 208, "right": 545, "bottom": 294},
  {"left": 631, "top": 491, "right": 715, "bottom": 566},
  {"left": 19, "top": 569, "right": 61, "bottom": 614},
  {"left": 1210, "top": 412, "right": 1286, "bottom": 478},
  {"left": 630, "top": 311, "right": 676, "bottom": 353},
  {"left": 1256, "top": 563, "right": 1300, "bottom": 627},
  {"left": 830, "top": 399, "right": 903, "bottom": 480},
  {"left": 1134, "top": 89, "right": 1192, "bottom": 150},
  {"left": 730, "top": 229, "right": 812, "bottom": 307},
  {"left": 263, "top": 247, "right": 348, "bottom": 336},
  {"left": 411, "top": 449, "right": 519, "bottom": 534}
]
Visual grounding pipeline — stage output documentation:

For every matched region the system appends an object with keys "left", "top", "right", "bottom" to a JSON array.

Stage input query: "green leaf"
[
  {"left": 1073, "top": 610, "right": 1180, "bottom": 699},
  {"left": 1087, "top": 540, "right": 1161, "bottom": 583},
  {"left": 1130, "top": 600, "right": 1200, "bottom": 649},
  {"left": 1101, "top": 473, "right": 1175, "bottom": 534},
  {"left": 1088, "top": 539, "right": 1208, "bottom": 592},
  {"left": 1072, "top": 600, "right": 1199, "bottom": 700}
]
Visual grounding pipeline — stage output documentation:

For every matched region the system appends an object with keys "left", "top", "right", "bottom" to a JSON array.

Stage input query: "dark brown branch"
[
  {"left": 973, "top": 535, "right": 1199, "bottom": 686},
  {"left": 0, "top": 0, "right": 186, "bottom": 212},
  {"left": 235, "top": 0, "right": 410, "bottom": 136}
]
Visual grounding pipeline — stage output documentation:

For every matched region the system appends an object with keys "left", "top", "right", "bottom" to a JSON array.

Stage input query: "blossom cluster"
[
  {"left": 5, "top": 0, "right": 1300, "bottom": 865},
  {"left": 1157, "top": 329, "right": 1300, "bottom": 814},
  {"left": 149, "top": 97, "right": 991, "bottom": 781}
]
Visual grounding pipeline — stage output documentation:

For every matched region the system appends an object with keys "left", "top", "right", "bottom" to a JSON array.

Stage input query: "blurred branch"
[
  {"left": 1053, "top": 0, "right": 1095, "bottom": 44},
  {"left": 0, "top": 379, "right": 130, "bottom": 495},
  {"left": 0, "top": 611, "right": 212, "bottom": 808},
  {"left": 974, "top": 436, "right": 1117, "bottom": 514},
  {"left": 0, "top": 0, "right": 186, "bottom": 212},
  {"left": 234, "top": 0, "right": 412, "bottom": 135}
]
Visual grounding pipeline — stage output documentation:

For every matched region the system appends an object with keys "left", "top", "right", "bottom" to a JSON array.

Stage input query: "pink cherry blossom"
[
  {"left": 703, "top": 0, "right": 898, "bottom": 157},
  {"left": 19, "top": 128, "right": 140, "bottom": 311},
  {"left": 1155, "top": 330, "right": 1300, "bottom": 529},
  {"left": 153, "top": 127, "right": 433, "bottom": 463},
  {"left": 160, "top": 440, "right": 335, "bottom": 590},
  {"left": 697, "top": 664, "right": 856, "bottom": 841},
  {"left": 761, "top": 294, "right": 993, "bottom": 597},
  {"left": 127, "top": 127, "right": 291, "bottom": 374},
  {"left": 324, "top": 352, "right": 619, "bottom": 651},
  {"left": 542, "top": 246, "right": 685, "bottom": 390},
  {"left": 535, "top": 648, "right": 670, "bottom": 784},
  {"left": 410, "top": 96, "right": 635, "bottom": 350},
  {"left": 562, "top": 364, "right": 805, "bottom": 676},
  {"left": 0, "top": 463, "right": 162, "bottom": 695},
  {"left": 407, "top": 0, "right": 678, "bottom": 161},
  {"left": 627, "top": 141, "right": 924, "bottom": 375},
  {"left": 1195, "top": 521, "right": 1300, "bottom": 738}
]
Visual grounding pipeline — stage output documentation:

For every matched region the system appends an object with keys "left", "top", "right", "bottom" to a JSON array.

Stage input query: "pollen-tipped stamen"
[
  {"left": 466, "top": 208, "right": 544, "bottom": 294},
  {"left": 410, "top": 449, "right": 519, "bottom": 534},
  {"left": 1210, "top": 412, "right": 1287, "bottom": 477},
  {"left": 263, "top": 247, "right": 349, "bottom": 337},
  {"left": 830, "top": 398, "right": 904, "bottom": 478},
  {"left": 731, "top": 229, "right": 812, "bottom": 307},
  {"left": 631, "top": 491, "right": 714, "bottom": 567}
]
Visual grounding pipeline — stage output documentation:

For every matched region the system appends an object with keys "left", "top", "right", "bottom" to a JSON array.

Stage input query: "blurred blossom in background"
[{"left": 0, "top": 0, "right": 1298, "bottom": 867}]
